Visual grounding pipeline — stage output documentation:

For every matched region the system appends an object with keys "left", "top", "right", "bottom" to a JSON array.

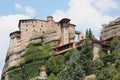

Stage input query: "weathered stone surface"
[
  {"left": 92, "top": 43, "right": 100, "bottom": 61},
  {"left": 101, "top": 17, "right": 120, "bottom": 41},
  {"left": 1, "top": 29, "right": 60, "bottom": 80},
  {"left": 30, "top": 32, "right": 43, "bottom": 41},
  {"left": 107, "top": 17, "right": 120, "bottom": 26},
  {"left": 43, "top": 30, "right": 60, "bottom": 43},
  {"left": 84, "top": 74, "right": 96, "bottom": 80}
]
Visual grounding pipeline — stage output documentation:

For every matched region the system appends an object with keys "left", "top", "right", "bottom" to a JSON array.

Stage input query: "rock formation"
[
  {"left": 100, "top": 17, "right": 120, "bottom": 53},
  {"left": 1, "top": 16, "right": 101, "bottom": 80},
  {"left": 1, "top": 16, "right": 85, "bottom": 80}
]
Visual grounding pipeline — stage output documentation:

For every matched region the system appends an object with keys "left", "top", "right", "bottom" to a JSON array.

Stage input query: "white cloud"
[
  {"left": 0, "top": 14, "right": 29, "bottom": 32},
  {"left": 52, "top": 0, "right": 119, "bottom": 37},
  {"left": 93, "top": 0, "right": 118, "bottom": 12},
  {"left": 25, "top": 6, "right": 36, "bottom": 17},
  {"left": 15, "top": 3, "right": 36, "bottom": 17},
  {"left": 0, "top": 14, "right": 30, "bottom": 74},
  {"left": 15, "top": 3, "right": 22, "bottom": 10}
]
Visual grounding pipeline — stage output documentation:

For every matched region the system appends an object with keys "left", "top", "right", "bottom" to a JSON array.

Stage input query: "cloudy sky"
[{"left": 0, "top": 0, "right": 120, "bottom": 79}]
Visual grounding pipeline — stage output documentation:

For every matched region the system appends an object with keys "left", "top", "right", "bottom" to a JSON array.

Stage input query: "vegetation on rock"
[
  {"left": 8, "top": 43, "right": 51, "bottom": 80},
  {"left": 8, "top": 29, "right": 120, "bottom": 80}
]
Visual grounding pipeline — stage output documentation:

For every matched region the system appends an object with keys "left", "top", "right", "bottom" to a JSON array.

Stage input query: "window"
[
  {"left": 33, "top": 29, "right": 36, "bottom": 32},
  {"left": 26, "top": 25, "right": 28, "bottom": 27},
  {"left": 42, "top": 31, "right": 45, "bottom": 33},
  {"left": 33, "top": 25, "right": 35, "bottom": 28},
  {"left": 41, "top": 25, "right": 43, "bottom": 27},
  {"left": 22, "top": 21, "right": 24, "bottom": 23},
  {"left": 22, "top": 21, "right": 27, "bottom": 23},
  {"left": 82, "top": 36, "right": 84, "bottom": 39},
  {"left": 26, "top": 29, "right": 28, "bottom": 31},
  {"left": 40, "top": 28, "right": 42, "bottom": 31}
]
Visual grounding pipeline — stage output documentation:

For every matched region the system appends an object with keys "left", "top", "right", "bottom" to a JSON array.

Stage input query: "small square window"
[
  {"left": 42, "top": 31, "right": 45, "bottom": 33},
  {"left": 33, "top": 25, "right": 35, "bottom": 27}
]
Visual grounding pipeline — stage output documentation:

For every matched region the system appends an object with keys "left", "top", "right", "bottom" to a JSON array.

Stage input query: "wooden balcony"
[{"left": 50, "top": 40, "right": 85, "bottom": 56}]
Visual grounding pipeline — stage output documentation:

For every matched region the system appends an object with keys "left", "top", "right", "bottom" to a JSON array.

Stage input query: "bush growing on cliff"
[
  {"left": 8, "top": 42, "right": 51, "bottom": 80},
  {"left": 110, "top": 37, "right": 120, "bottom": 51},
  {"left": 48, "top": 73, "right": 58, "bottom": 80},
  {"left": 45, "top": 55, "right": 65, "bottom": 75}
]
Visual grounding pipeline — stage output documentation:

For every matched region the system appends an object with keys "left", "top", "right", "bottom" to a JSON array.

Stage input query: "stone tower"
[{"left": 58, "top": 18, "right": 76, "bottom": 46}]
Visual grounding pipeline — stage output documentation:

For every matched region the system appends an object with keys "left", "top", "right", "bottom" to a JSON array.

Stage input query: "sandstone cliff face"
[
  {"left": 1, "top": 30, "right": 59, "bottom": 80},
  {"left": 101, "top": 17, "right": 120, "bottom": 41}
]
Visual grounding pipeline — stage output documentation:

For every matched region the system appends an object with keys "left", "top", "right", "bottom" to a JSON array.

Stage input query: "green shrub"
[
  {"left": 8, "top": 42, "right": 51, "bottom": 80},
  {"left": 45, "top": 55, "right": 65, "bottom": 75}
]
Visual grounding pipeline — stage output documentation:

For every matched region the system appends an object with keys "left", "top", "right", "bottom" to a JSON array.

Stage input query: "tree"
[
  {"left": 48, "top": 73, "right": 58, "bottom": 80},
  {"left": 96, "top": 68, "right": 116, "bottom": 80},
  {"left": 88, "top": 28, "right": 93, "bottom": 38},
  {"left": 86, "top": 28, "right": 93, "bottom": 38},
  {"left": 96, "top": 36, "right": 120, "bottom": 80},
  {"left": 57, "top": 50, "right": 85, "bottom": 80},
  {"left": 110, "top": 37, "right": 120, "bottom": 51},
  {"left": 45, "top": 55, "right": 65, "bottom": 75},
  {"left": 57, "top": 29, "right": 94, "bottom": 79}
]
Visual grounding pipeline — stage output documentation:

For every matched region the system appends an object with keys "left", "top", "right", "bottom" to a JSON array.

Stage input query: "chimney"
[{"left": 47, "top": 16, "right": 53, "bottom": 21}]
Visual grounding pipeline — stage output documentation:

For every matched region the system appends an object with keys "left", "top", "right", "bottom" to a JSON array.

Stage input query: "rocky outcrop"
[
  {"left": 107, "top": 17, "right": 120, "bottom": 27},
  {"left": 1, "top": 30, "right": 58, "bottom": 80},
  {"left": 100, "top": 17, "right": 120, "bottom": 53},
  {"left": 92, "top": 43, "right": 100, "bottom": 61},
  {"left": 84, "top": 74, "right": 96, "bottom": 80},
  {"left": 101, "top": 17, "right": 120, "bottom": 41},
  {"left": 43, "top": 30, "right": 59, "bottom": 42}
]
